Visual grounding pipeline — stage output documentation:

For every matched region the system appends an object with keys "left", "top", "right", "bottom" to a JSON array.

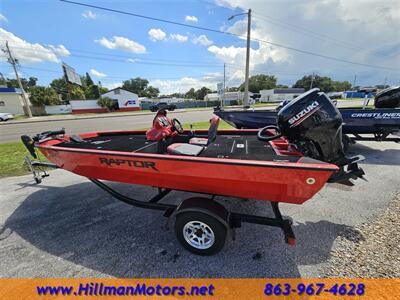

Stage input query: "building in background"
[
  {"left": 70, "top": 88, "right": 139, "bottom": 114},
  {"left": 259, "top": 88, "right": 305, "bottom": 102},
  {"left": 0, "top": 87, "right": 30, "bottom": 115},
  {"left": 343, "top": 91, "right": 374, "bottom": 99},
  {"left": 101, "top": 88, "right": 140, "bottom": 111}
]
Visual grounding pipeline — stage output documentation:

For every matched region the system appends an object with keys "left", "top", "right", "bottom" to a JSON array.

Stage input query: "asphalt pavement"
[
  {"left": 0, "top": 110, "right": 215, "bottom": 143},
  {"left": 0, "top": 140, "right": 399, "bottom": 278}
]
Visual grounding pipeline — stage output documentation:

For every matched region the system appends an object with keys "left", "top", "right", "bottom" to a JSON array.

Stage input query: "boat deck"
[{"left": 56, "top": 132, "right": 300, "bottom": 162}]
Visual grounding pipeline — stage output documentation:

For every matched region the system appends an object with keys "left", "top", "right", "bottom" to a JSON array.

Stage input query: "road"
[
  {"left": 0, "top": 110, "right": 215, "bottom": 143},
  {"left": 0, "top": 99, "right": 368, "bottom": 143},
  {"left": 0, "top": 140, "right": 399, "bottom": 277}
]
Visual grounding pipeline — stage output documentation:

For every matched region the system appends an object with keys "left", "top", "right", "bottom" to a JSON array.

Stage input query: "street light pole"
[
  {"left": 228, "top": 9, "right": 252, "bottom": 108},
  {"left": 243, "top": 8, "right": 251, "bottom": 108}
]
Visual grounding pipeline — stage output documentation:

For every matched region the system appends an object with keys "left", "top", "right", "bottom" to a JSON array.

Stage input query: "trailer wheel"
[{"left": 175, "top": 212, "right": 227, "bottom": 255}]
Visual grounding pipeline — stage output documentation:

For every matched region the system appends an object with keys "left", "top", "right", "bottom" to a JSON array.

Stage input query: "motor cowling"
[
  {"left": 277, "top": 88, "right": 344, "bottom": 164},
  {"left": 374, "top": 86, "right": 400, "bottom": 108}
]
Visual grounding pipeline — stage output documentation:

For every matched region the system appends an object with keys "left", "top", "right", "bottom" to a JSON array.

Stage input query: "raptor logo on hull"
[{"left": 99, "top": 158, "right": 159, "bottom": 172}]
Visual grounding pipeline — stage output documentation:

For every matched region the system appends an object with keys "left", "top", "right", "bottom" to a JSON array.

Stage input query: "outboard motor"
[
  {"left": 276, "top": 88, "right": 365, "bottom": 184},
  {"left": 277, "top": 88, "right": 344, "bottom": 164}
]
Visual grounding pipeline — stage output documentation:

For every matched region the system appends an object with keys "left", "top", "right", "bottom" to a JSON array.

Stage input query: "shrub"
[{"left": 97, "top": 97, "right": 115, "bottom": 111}]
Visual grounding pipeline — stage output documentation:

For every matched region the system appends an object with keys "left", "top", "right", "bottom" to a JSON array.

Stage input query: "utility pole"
[
  {"left": 309, "top": 73, "right": 315, "bottom": 89},
  {"left": 3, "top": 41, "right": 32, "bottom": 117},
  {"left": 223, "top": 63, "right": 226, "bottom": 107},
  {"left": 383, "top": 77, "right": 387, "bottom": 88},
  {"left": 243, "top": 8, "right": 252, "bottom": 108},
  {"left": 223, "top": 63, "right": 226, "bottom": 93},
  {"left": 228, "top": 9, "right": 252, "bottom": 108},
  {"left": 351, "top": 75, "right": 357, "bottom": 99}
]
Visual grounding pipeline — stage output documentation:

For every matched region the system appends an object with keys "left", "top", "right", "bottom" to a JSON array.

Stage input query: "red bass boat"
[{"left": 21, "top": 90, "right": 364, "bottom": 255}]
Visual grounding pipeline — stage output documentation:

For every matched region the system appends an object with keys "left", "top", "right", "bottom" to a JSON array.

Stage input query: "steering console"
[
  {"left": 257, "top": 125, "right": 282, "bottom": 142},
  {"left": 146, "top": 110, "right": 184, "bottom": 141}
]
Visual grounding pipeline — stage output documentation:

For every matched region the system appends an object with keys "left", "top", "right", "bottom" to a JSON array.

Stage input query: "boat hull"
[
  {"left": 215, "top": 108, "right": 400, "bottom": 134},
  {"left": 39, "top": 145, "right": 335, "bottom": 205}
]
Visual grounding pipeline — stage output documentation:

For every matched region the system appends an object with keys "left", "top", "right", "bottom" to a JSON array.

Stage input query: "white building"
[
  {"left": 0, "top": 87, "right": 31, "bottom": 115},
  {"left": 101, "top": 88, "right": 139, "bottom": 111},
  {"left": 260, "top": 88, "right": 305, "bottom": 102},
  {"left": 70, "top": 88, "right": 140, "bottom": 114}
]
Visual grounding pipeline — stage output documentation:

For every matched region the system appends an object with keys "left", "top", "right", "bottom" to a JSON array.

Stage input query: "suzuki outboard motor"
[
  {"left": 277, "top": 88, "right": 344, "bottom": 163},
  {"left": 276, "top": 88, "right": 365, "bottom": 184}
]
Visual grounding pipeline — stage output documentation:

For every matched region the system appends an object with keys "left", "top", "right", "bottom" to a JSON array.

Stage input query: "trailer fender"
[{"left": 173, "top": 197, "right": 230, "bottom": 230}]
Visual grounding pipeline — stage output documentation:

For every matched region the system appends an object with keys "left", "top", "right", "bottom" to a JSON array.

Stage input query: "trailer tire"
[{"left": 175, "top": 212, "right": 227, "bottom": 255}]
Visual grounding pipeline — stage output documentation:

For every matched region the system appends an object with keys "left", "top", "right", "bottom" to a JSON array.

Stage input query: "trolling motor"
[
  {"left": 259, "top": 88, "right": 365, "bottom": 185},
  {"left": 20, "top": 129, "right": 64, "bottom": 183},
  {"left": 374, "top": 86, "right": 400, "bottom": 108}
]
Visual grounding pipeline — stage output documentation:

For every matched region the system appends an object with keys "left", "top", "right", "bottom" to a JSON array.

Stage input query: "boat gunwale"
[{"left": 36, "top": 130, "right": 339, "bottom": 173}]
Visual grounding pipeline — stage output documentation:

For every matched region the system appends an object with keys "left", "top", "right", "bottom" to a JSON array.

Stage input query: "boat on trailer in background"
[
  {"left": 215, "top": 87, "right": 400, "bottom": 149},
  {"left": 21, "top": 89, "right": 365, "bottom": 255}
]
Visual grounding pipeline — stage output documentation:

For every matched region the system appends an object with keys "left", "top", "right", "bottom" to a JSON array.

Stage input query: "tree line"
[{"left": 1, "top": 73, "right": 354, "bottom": 106}]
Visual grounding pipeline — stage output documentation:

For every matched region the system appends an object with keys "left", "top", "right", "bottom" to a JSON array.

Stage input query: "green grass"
[
  {"left": 0, "top": 120, "right": 234, "bottom": 178},
  {"left": 12, "top": 115, "right": 28, "bottom": 120},
  {"left": 184, "top": 120, "right": 233, "bottom": 130},
  {"left": 0, "top": 142, "right": 39, "bottom": 178}
]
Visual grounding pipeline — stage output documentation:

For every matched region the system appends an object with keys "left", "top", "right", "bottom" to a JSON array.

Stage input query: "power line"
[
  {"left": 252, "top": 13, "right": 363, "bottom": 52},
  {"left": 196, "top": 0, "right": 364, "bottom": 52},
  {"left": 59, "top": 0, "right": 398, "bottom": 72},
  {"left": 3, "top": 44, "right": 225, "bottom": 68}
]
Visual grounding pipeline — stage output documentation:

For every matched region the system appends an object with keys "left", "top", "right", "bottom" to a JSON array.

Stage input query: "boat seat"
[
  {"left": 188, "top": 116, "right": 220, "bottom": 146},
  {"left": 189, "top": 137, "right": 208, "bottom": 146},
  {"left": 167, "top": 143, "right": 204, "bottom": 156}
]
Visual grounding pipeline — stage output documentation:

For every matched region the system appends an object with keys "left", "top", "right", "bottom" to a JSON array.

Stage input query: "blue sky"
[{"left": 1, "top": 0, "right": 399, "bottom": 94}]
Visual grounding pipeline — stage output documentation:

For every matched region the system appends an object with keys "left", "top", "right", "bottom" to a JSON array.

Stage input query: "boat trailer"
[{"left": 24, "top": 156, "right": 296, "bottom": 255}]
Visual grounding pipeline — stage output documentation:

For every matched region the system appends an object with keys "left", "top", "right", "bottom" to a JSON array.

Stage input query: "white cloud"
[
  {"left": 148, "top": 28, "right": 167, "bottom": 42},
  {"left": 95, "top": 36, "right": 146, "bottom": 53},
  {"left": 211, "top": 0, "right": 400, "bottom": 86},
  {"left": 90, "top": 69, "right": 107, "bottom": 78},
  {"left": 208, "top": 42, "right": 288, "bottom": 80},
  {"left": 149, "top": 73, "right": 222, "bottom": 94},
  {"left": 0, "top": 14, "right": 8, "bottom": 22},
  {"left": 47, "top": 44, "right": 70, "bottom": 56},
  {"left": 192, "top": 35, "right": 213, "bottom": 46},
  {"left": 0, "top": 28, "right": 70, "bottom": 64},
  {"left": 185, "top": 15, "right": 198, "bottom": 22},
  {"left": 170, "top": 33, "right": 188, "bottom": 43},
  {"left": 81, "top": 10, "right": 97, "bottom": 19},
  {"left": 127, "top": 58, "right": 141, "bottom": 63}
]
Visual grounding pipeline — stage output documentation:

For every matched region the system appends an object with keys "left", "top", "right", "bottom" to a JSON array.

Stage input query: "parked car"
[
  {"left": 149, "top": 102, "right": 177, "bottom": 112},
  {"left": 0, "top": 113, "right": 14, "bottom": 121}
]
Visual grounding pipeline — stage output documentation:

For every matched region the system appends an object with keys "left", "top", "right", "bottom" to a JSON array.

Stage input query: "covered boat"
[{"left": 214, "top": 87, "right": 400, "bottom": 145}]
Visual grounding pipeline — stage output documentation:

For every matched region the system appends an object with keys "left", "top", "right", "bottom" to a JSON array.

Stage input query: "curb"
[{"left": 0, "top": 108, "right": 214, "bottom": 125}]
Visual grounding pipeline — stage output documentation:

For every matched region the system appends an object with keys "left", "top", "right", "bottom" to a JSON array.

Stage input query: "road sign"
[
  {"left": 62, "top": 62, "right": 82, "bottom": 86},
  {"left": 217, "top": 83, "right": 223, "bottom": 95}
]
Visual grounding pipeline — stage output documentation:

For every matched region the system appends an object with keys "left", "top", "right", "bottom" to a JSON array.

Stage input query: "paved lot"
[
  {"left": 0, "top": 140, "right": 399, "bottom": 278},
  {"left": 0, "top": 110, "right": 214, "bottom": 143}
]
